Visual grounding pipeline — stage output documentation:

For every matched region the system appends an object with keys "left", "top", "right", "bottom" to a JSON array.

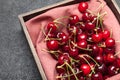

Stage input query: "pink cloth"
[{"left": 25, "top": 0, "right": 120, "bottom": 80}]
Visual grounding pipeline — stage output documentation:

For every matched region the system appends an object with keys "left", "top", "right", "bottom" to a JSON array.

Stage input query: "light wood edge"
[
  {"left": 111, "top": 0, "right": 120, "bottom": 14},
  {"left": 18, "top": 15, "right": 47, "bottom": 80},
  {"left": 19, "top": 0, "right": 74, "bottom": 17}
]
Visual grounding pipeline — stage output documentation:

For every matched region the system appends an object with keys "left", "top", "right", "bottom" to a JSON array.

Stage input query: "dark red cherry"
[
  {"left": 79, "top": 76, "right": 85, "bottom": 80},
  {"left": 78, "top": 2, "right": 88, "bottom": 13},
  {"left": 80, "top": 23, "right": 86, "bottom": 30},
  {"left": 91, "top": 72, "right": 103, "bottom": 80},
  {"left": 77, "top": 40, "right": 87, "bottom": 48},
  {"left": 80, "top": 64, "right": 91, "bottom": 75},
  {"left": 98, "top": 47, "right": 103, "bottom": 55},
  {"left": 58, "top": 53, "right": 70, "bottom": 65},
  {"left": 104, "top": 47, "right": 115, "bottom": 54},
  {"left": 69, "top": 15, "right": 79, "bottom": 25},
  {"left": 92, "top": 33, "right": 103, "bottom": 43},
  {"left": 47, "top": 22, "right": 57, "bottom": 33},
  {"left": 69, "top": 48, "right": 79, "bottom": 57},
  {"left": 46, "top": 40, "right": 59, "bottom": 50},
  {"left": 105, "top": 38, "right": 115, "bottom": 48},
  {"left": 85, "top": 22, "right": 95, "bottom": 30},
  {"left": 95, "top": 55, "right": 104, "bottom": 64},
  {"left": 56, "top": 63, "right": 65, "bottom": 74},
  {"left": 108, "top": 65, "right": 119, "bottom": 76},
  {"left": 77, "top": 33, "right": 87, "bottom": 41},
  {"left": 62, "top": 44, "right": 70, "bottom": 52},
  {"left": 91, "top": 45, "right": 100, "bottom": 56},
  {"left": 116, "top": 58, "right": 120, "bottom": 67},
  {"left": 102, "top": 30, "right": 110, "bottom": 40},
  {"left": 96, "top": 64, "right": 107, "bottom": 74}
]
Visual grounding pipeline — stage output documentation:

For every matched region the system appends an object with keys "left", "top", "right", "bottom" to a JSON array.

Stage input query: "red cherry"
[
  {"left": 77, "top": 33, "right": 87, "bottom": 41},
  {"left": 102, "top": 30, "right": 110, "bottom": 40},
  {"left": 80, "top": 64, "right": 91, "bottom": 75},
  {"left": 69, "top": 15, "right": 79, "bottom": 25},
  {"left": 106, "top": 53, "right": 115, "bottom": 63},
  {"left": 78, "top": 2, "right": 88, "bottom": 13},
  {"left": 69, "top": 48, "right": 79, "bottom": 57},
  {"left": 91, "top": 45, "right": 100, "bottom": 56},
  {"left": 57, "top": 32, "right": 68, "bottom": 44},
  {"left": 95, "top": 55, "right": 104, "bottom": 64},
  {"left": 85, "top": 22, "right": 95, "bottom": 30},
  {"left": 46, "top": 40, "right": 59, "bottom": 50},
  {"left": 105, "top": 38, "right": 115, "bottom": 47},
  {"left": 56, "top": 63, "right": 65, "bottom": 74},
  {"left": 77, "top": 40, "right": 87, "bottom": 48},
  {"left": 91, "top": 72, "right": 103, "bottom": 80},
  {"left": 47, "top": 22, "right": 57, "bottom": 33},
  {"left": 82, "top": 12, "right": 90, "bottom": 21},
  {"left": 92, "top": 33, "right": 103, "bottom": 43},
  {"left": 58, "top": 53, "right": 70, "bottom": 65}
]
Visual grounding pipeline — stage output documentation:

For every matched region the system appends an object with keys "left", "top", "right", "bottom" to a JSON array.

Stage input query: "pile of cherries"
[{"left": 43, "top": 1, "right": 120, "bottom": 80}]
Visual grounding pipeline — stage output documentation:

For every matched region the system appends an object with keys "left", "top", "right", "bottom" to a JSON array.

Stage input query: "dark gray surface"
[
  {"left": 0, "top": 0, "right": 61, "bottom": 80},
  {"left": 0, "top": 0, "right": 120, "bottom": 80}
]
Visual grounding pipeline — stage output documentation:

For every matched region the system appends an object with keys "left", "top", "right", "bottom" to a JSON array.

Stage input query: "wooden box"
[{"left": 18, "top": 0, "right": 120, "bottom": 80}]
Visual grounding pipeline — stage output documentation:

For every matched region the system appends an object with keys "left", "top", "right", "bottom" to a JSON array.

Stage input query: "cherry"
[
  {"left": 58, "top": 53, "right": 70, "bottom": 65},
  {"left": 102, "top": 30, "right": 110, "bottom": 40},
  {"left": 85, "top": 22, "right": 95, "bottom": 30},
  {"left": 46, "top": 32, "right": 56, "bottom": 38},
  {"left": 56, "top": 63, "right": 65, "bottom": 74},
  {"left": 92, "top": 33, "right": 103, "bottom": 43},
  {"left": 104, "top": 47, "right": 115, "bottom": 54},
  {"left": 79, "top": 76, "right": 85, "bottom": 80},
  {"left": 62, "top": 44, "right": 70, "bottom": 52},
  {"left": 105, "top": 38, "right": 115, "bottom": 48},
  {"left": 69, "top": 15, "right": 79, "bottom": 25},
  {"left": 80, "top": 64, "right": 91, "bottom": 75},
  {"left": 96, "top": 64, "right": 107, "bottom": 74},
  {"left": 68, "top": 25, "right": 79, "bottom": 35},
  {"left": 115, "top": 58, "right": 120, "bottom": 67},
  {"left": 69, "top": 48, "right": 79, "bottom": 57},
  {"left": 91, "top": 72, "right": 103, "bottom": 80},
  {"left": 91, "top": 45, "right": 100, "bottom": 56},
  {"left": 77, "top": 40, "right": 87, "bottom": 49},
  {"left": 82, "top": 12, "right": 90, "bottom": 21},
  {"left": 79, "top": 23, "right": 86, "bottom": 30},
  {"left": 78, "top": 2, "right": 88, "bottom": 13},
  {"left": 46, "top": 40, "right": 59, "bottom": 50},
  {"left": 108, "top": 65, "right": 119, "bottom": 76},
  {"left": 77, "top": 33, "right": 87, "bottom": 41},
  {"left": 95, "top": 55, "right": 104, "bottom": 64},
  {"left": 106, "top": 53, "right": 115, "bottom": 63},
  {"left": 47, "top": 22, "right": 57, "bottom": 33},
  {"left": 98, "top": 47, "right": 103, "bottom": 55},
  {"left": 57, "top": 32, "right": 68, "bottom": 44}
]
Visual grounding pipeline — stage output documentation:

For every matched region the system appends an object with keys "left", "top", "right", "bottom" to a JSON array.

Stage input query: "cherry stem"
[
  {"left": 66, "top": 65, "right": 70, "bottom": 80},
  {"left": 70, "top": 57, "right": 79, "bottom": 63},
  {"left": 54, "top": 21, "right": 66, "bottom": 27},
  {"left": 95, "top": 2, "right": 105, "bottom": 13},
  {"left": 110, "top": 28, "right": 113, "bottom": 38},
  {"left": 82, "top": 54, "right": 100, "bottom": 67},
  {"left": 45, "top": 38, "right": 61, "bottom": 41},
  {"left": 44, "top": 28, "right": 52, "bottom": 41},
  {"left": 71, "top": 41, "right": 92, "bottom": 51},
  {"left": 53, "top": 16, "right": 70, "bottom": 22},
  {"left": 56, "top": 70, "right": 82, "bottom": 79},
  {"left": 114, "top": 51, "right": 120, "bottom": 56},
  {"left": 65, "top": 62, "right": 79, "bottom": 80},
  {"left": 79, "top": 55, "right": 95, "bottom": 74},
  {"left": 41, "top": 49, "right": 61, "bottom": 54}
]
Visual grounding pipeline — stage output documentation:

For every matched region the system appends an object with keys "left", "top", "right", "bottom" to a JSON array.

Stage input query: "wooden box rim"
[{"left": 18, "top": 0, "right": 120, "bottom": 80}]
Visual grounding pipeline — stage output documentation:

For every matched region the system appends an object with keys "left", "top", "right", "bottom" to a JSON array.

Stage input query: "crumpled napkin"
[{"left": 25, "top": 0, "right": 120, "bottom": 80}]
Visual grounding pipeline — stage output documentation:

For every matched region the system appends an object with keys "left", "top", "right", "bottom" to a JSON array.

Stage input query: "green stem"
[{"left": 65, "top": 62, "right": 79, "bottom": 80}]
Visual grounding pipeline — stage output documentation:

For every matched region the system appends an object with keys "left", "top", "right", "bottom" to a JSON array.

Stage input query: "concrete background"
[{"left": 0, "top": 0, "right": 119, "bottom": 80}]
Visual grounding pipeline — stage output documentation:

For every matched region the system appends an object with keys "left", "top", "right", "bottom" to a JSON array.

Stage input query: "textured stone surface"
[
  {"left": 0, "top": 0, "right": 60, "bottom": 80},
  {"left": 0, "top": 0, "right": 119, "bottom": 80}
]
